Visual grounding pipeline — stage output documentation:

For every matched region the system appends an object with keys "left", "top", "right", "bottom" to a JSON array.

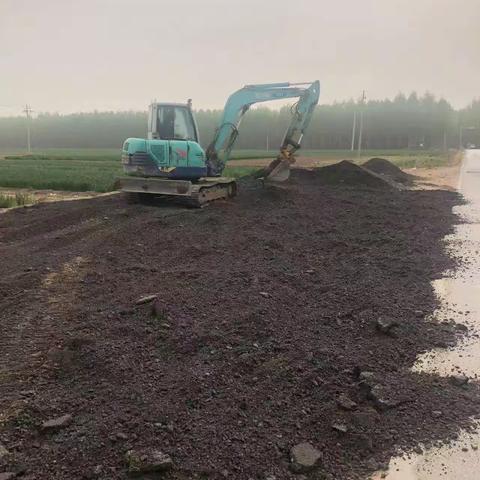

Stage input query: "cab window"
[{"left": 157, "top": 106, "right": 196, "bottom": 141}]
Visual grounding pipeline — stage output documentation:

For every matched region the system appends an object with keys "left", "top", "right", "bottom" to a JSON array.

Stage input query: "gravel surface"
[{"left": 0, "top": 166, "right": 478, "bottom": 480}]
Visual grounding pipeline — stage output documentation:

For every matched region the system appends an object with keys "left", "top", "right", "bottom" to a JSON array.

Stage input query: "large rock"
[
  {"left": 135, "top": 294, "right": 158, "bottom": 305},
  {"left": 375, "top": 317, "right": 399, "bottom": 335},
  {"left": 41, "top": 414, "right": 73, "bottom": 432},
  {"left": 332, "top": 423, "right": 348, "bottom": 433},
  {"left": 337, "top": 394, "right": 357, "bottom": 411},
  {"left": 368, "top": 385, "right": 401, "bottom": 410},
  {"left": 290, "top": 442, "right": 322, "bottom": 473},
  {"left": 358, "top": 371, "right": 377, "bottom": 392},
  {"left": 125, "top": 448, "right": 173, "bottom": 475}
]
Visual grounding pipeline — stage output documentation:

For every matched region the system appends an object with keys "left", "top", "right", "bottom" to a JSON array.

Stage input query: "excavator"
[{"left": 117, "top": 81, "right": 320, "bottom": 206}]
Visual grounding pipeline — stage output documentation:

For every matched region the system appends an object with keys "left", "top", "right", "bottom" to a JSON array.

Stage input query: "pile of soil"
[
  {"left": 0, "top": 172, "right": 476, "bottom": 480},
  {"left": 363, "top": 158, "right": 414, "bottom": 185},
  {"left": 290, "top": 160, "right": 394, "bottom": 189}
]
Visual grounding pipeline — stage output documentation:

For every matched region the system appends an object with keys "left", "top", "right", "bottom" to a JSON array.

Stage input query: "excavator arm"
[{"left": 205, "top": 81, "right": 320, "bottom": 180}]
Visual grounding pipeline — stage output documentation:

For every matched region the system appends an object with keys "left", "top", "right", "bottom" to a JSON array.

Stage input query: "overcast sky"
[{"left": 1, "top": 0, "right": 479, "bottom": 115}]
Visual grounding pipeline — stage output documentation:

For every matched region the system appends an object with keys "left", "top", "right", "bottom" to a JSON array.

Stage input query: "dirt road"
[{"left": 0, "top": 167, "right": 478, "bottom": 479}]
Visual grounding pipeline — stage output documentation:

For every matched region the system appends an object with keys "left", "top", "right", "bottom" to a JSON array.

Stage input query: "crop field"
[{"left": 0, "top": 148, "right": 451, "bottom": 193}]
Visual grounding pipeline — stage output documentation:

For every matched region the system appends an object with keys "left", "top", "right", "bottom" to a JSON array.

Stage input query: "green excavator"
[{"left": 117, "top": 81, "right": 320, "bottom": 206}]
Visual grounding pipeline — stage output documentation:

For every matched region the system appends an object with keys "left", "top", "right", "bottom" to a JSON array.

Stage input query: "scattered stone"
[
  {"left": 359, "top": 371, "right": 376, "bottom": 383},
  {"left": 450, "top": 375, "right": 469, "bottom": 387},
  {"left": 41, "top": 414, "right": 73, "bottom": 432},
  {"left": 414, "top": 310, "right": 424, "bottom": 318},
  {"left": 290, "top": 442, "right": 322, "bottom": 473},
  {"left": 135, "top": 294, "right": 158, "bottom": 305},
  {"left": 259, "top": 292, "right": 270, "bottom": 298},
  {"left": 19, "top": 390, "right": 35, "bottom": 397},
  {"left": 358, "top": 371, "right": 377, "bottom": 392},
  {"left": 125, "top": 448, "right": 173, "bottom": 475},
  {"left": 116, "top": 432, "right": 128, "bottom": 441},
  {"left": 337, "top": 394, "right": 357, "bottom": 411},
  {"left": 375, "top": 317, "right": 399, "bottom": 335},
  {"left": 432, "top": 410, "right": 443, "bottom": 418},
  {"left": 332, "top": 423, "right": 348, "bottom": 433},
  {"left": 0, "top": 443, "right": 10, "bottom": 460},
  {"left": 462, "top": 447, "right": 469, "bottom": 452},
  {"left": 369, "top": 385, "right": 401, "bottom": 410}
]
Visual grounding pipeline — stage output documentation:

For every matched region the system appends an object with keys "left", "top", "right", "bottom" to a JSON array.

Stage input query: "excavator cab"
[{"left": 148, "top": 102, "right": 199, "bottom": 142}]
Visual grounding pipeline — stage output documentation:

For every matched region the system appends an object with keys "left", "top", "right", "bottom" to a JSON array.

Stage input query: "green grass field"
[{"left": 0, "top": 148, "right": 452, "bottom": 193}]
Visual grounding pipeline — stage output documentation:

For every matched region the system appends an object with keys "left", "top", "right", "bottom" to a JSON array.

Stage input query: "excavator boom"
[{"left": 205, "top": 81, "right": 320, "bottom": 180}]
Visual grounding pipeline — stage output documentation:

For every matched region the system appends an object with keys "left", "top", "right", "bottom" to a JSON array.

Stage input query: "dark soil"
[
  {"left": 363, "top": 158, "right": 415, "bottom": 185},
  {"left": 0, "top": 168, "right": 477, "bottom": 480},
  {"left": 290, "top": 160, "right": 394, "bottom": 189}
]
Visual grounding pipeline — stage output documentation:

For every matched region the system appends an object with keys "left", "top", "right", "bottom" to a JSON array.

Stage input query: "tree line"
[{"left": 1, "top": 93, "right": 479, "bottom": 151}]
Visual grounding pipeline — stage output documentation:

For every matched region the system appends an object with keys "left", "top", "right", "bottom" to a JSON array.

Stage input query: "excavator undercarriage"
[{"left": 117, "top": 176, "right": 237, "bottom": 207}]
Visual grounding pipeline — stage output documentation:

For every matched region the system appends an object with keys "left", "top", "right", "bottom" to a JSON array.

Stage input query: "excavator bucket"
[
  {"left": 265, "top": 159, "right": 291, "bottom": 182},
  {"left": 260, "top": 155, "right": 294, "bottom": 182}
]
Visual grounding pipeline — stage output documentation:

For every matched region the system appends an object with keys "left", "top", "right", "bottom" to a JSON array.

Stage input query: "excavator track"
[
  {"left": 116, "top": 176, "right": 237, "bottom": 208},
  {"left": 189, "top": 181, "right": 237, "bottom": 207}
]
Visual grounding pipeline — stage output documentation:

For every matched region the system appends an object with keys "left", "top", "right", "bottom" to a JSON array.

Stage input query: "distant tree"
[{"left": 0, "top": 94, "right": 477, "bottom": 151}]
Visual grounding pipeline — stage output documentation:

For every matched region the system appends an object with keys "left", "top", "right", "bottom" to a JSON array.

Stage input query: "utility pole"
[
  {"left": 357, "top": 91, "right": 366, "bottom": 159},
  {"left": 350, "top": 111, "right": 357, "bottom": 151},
  {"left": 23, "top": 104, "right": 33, "bottom": 153}
]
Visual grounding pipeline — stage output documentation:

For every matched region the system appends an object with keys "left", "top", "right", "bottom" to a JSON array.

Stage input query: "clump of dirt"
[
  {"left": 0, "top": 172, "right": 476, "bottom": 480},
  {"left": 363, "top": 157, "right": 415, "bottom": 185},
  {"left": 290, "top": 160, "right": 394, "bottom": 189}
]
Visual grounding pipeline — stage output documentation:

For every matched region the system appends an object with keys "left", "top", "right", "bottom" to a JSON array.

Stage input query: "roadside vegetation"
[
  {"left": 0, "top": 192, "right": 36, "bottom": 208},
  {"left": 0, "top": 148, "right": 452, "bottom": 193}
]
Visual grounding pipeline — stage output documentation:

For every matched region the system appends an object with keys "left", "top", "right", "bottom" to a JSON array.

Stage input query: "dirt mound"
[
  {"left": 363, "top": 157, "right": 414, "bottom": 185},
  {"left": 290, "top": 160, "right": 393, "bottom": 189},
  {"left": 0, "top": 182, "right": 475, "bottom": 480}
]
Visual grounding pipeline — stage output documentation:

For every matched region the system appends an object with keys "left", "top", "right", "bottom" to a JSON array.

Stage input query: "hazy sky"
[{"left": 1, "top": 0, "right": 479, "bottom": 115}]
